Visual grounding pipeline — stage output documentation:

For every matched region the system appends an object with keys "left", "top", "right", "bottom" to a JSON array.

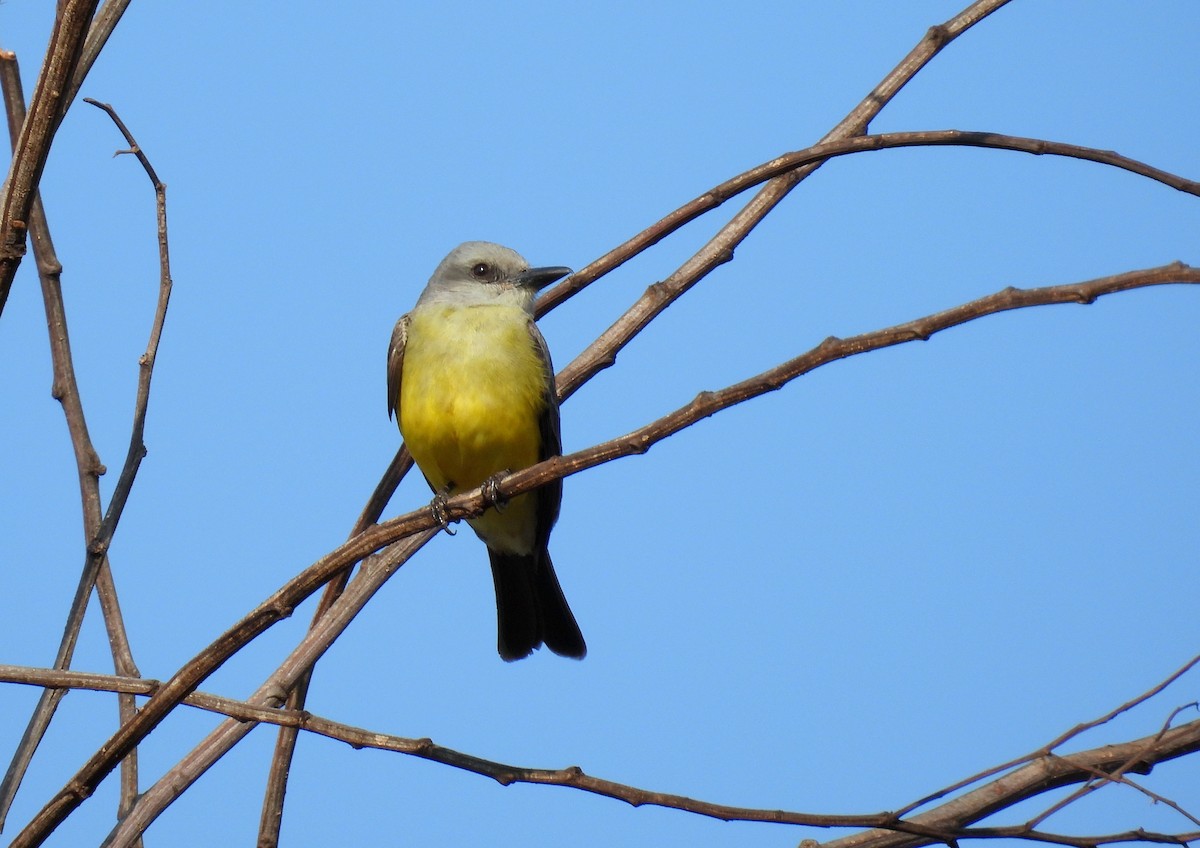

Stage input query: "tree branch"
[
  {"left": 0, "top": 52, "right": 142, "bottom": 835},
  {"left": 0, "top": 0, "right": 99, "bottom": 317},
  {"left": 1, "top": 662, "right": 1194, "bottom": 847},
  {"left": 13, "top": 258, "right": 1195, "bottom": 847},
  {"left": 256, "top": 3, "right": 1019, "bottom": 842}
]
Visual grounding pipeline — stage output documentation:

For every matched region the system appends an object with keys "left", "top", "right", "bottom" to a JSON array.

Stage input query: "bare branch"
[
  {"left": 254, "top": 4, "right": 1019, "bottom": 842},
  {"left": 101, "top": 532, "right": 436, "bottom": 848},
  {"left": 0, "top": 51, "right": 141, "bottom": 833},
  {"left": 820, "top": 719, "right": 1200, "bottom": 848},
  {"left": 13, "top": 258, "right": 1195, "bottom": 847},
  {"left": 0, "top": 0, "right": 99, "bottom": 316},
  {"left": 542, "top": 127, "right": 1198, "bottom": 326},
  {"left": 2, "top": 663, "right": 1195, "bottom": 848},
  {"left": 894, "top": 654, "right": 1200, "bottom": 819},
  {"left": 66, "top": 0, "right": 132, "bottom": 106},
  {"left": 257, "top": 444, "right": 416, "bottom": 845}
]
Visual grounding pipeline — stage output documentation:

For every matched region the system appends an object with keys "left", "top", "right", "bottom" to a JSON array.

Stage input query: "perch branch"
[
  {"left": 13, "top": 260, "right": 1196, "bottom": 847},
  {"left": 257, "top": 2, "right": 1017, "bottom": 842},
  {"left": 1, "top": 663, "right": 1195, "bottom": 847}
]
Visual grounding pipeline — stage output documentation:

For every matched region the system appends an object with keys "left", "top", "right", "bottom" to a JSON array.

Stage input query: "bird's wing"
[
  {"left": 529, "top": 317, "right": 563, "bottom": 544},
  {"left": 386, "top": 313, "right": 410, "bottom": 420}
]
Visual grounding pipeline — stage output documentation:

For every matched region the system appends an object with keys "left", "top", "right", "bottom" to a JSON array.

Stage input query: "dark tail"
[{"left": 488, "top": 549, "right": 586, "bottom": 661}]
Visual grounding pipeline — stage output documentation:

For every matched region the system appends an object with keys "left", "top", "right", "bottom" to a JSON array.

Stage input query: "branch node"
[{"left": 924, "top": 23, "right": 951, "bottom": 48}]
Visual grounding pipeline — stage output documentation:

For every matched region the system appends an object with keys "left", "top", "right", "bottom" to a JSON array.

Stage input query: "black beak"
[{"left": 513, "top": 265, "right": 571, "bottom": 291}]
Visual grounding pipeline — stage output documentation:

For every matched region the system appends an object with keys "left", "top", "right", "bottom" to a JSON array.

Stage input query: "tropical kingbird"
[{"left": 387, "top": 241, "right": 586, "bottom": 661}]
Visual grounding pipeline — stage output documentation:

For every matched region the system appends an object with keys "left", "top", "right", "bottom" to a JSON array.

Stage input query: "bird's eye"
[{"left": 471, "top": 262, "right": 491, "bottom": 279}]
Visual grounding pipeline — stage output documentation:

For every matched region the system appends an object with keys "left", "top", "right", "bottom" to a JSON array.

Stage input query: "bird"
[{"left": 387, "top": 241, "right": 586, "bottom": 661}]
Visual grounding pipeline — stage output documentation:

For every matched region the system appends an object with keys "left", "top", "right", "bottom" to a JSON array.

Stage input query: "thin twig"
[
  {"left": 81, "top": 98, "right": 172, "bottom": 558},
  {"left": 545, "top": 0, "right": 1019, "bottom": 405},
  {"left": 0, "top": 52, "right": 141, "bottom": 835},
  {"left": 1024, "top": 700, "right": 1200, "bottom": 831},
  {"left": 540, "top": 127, "right": 1200, "bottom": 328},
  {"left": 818, "top": 720, "right": 1200, "bottom": 848},
  {"left": 892, "top": 654, "right": 1200, "bottom": 819}
]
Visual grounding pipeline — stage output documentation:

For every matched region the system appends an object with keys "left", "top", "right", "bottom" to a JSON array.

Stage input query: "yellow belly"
[{"left": 398, "top": 304, "right": 548, "bottom": 552}]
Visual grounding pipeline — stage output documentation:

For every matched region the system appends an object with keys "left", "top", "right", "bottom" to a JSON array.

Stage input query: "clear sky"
[{"left": 1, "top": 2, "right": 1197, "bottom": 846}]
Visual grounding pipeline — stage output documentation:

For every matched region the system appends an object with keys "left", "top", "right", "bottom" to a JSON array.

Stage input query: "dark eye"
[{"left": 470, "top": 262, "right": 491, "bottom": 279}]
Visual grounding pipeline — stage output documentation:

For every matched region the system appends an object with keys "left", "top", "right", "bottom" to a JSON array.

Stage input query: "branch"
[
  {"left": 101, "top": 532, "right": 436, "bottom": 847},
  {"left": 893, "top": 654, "right": 1200, "bottom": 818},
  {"left": 542, "top": 0, "right": 1019, "bottom": 402},
  {"left": 544, "top": 127, "right": 1199, "bottom": 399},
  {"left": 14, "top": 260, "right": 1196, "bottom": 846},
  {"left": 79, "top": 98, "right": 173, "bottom": 560},
  {"left": 0, "top": 0, "right": 99, "bottom": 316},
  {"left": 0, "top": 53, "right": 141, "bottom": 833},
  {"left": 819, "top": 716, "right": 1200, "bottom": 848},
  {"left": 257, "top": 2, "right": 1017, "bottom": 841},
  {"left": 257, "top": 444, "right": 416, "bottom": 844},
  {"left": 2, "top": 663, "right": 1195, "bottom": 846}
]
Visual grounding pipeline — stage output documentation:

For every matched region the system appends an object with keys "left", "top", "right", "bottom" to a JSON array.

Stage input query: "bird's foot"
[
  {"left": 430, "top": 488, "right": 456, "bottom": 535},
  {"left": 482, "top": 471, "right": 511, "bottom": 512}
]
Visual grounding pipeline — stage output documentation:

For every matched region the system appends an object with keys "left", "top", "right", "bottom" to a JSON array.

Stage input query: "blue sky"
[{"left": 1, "top": 2, "right": 1197, "bottom": 846}]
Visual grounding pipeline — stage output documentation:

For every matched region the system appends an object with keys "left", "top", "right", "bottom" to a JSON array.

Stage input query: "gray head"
[{"left": 416, "top": 241, "right": 571, "bottom": 312}]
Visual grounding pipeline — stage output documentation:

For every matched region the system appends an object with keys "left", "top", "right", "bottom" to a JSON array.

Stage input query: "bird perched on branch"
[{"left": 387, "top": 241, "right": 586, "bottom": 661}]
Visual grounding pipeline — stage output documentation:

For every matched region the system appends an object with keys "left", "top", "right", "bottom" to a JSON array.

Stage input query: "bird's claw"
[
  {"left": 430, "top": 490, "right": 456, "bottom": 535},
  {"left": 482, "top": 471, "right": 510, "bottom": 512}
]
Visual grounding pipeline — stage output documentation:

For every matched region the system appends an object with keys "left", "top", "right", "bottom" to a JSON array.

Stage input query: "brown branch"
[
  {"left": 2, "top": 663, "right": 1196, "bottom": 847},
  {"left": 954, "top": 827, "right": 1200, "bottom": 847},
  {"left": 892, "top": 654, "right": 1200, "bottom": 819},
  {"left": 255, "top": 4, "right": 1016, "bottom": 843},
  {"left": 257, "top": 445, "right": 415, "bottom": 846},
  {"left": 66, "top": 0, "right": 132, "bottom": 106},
  {"left": 541, "top": 126, "right": 1198, "bottom": 327},
  {"left": 0, "top": 0, "right": 99, "bottom": 317},
  {"left": 14, "top": 259, "right": 1195, "bottom": 846},
  {"left": 102, "top": 532, "right": 436, "bottom": 848},
  {"left": 542, "top": 0, "right": 1018, "bottom": 403},
  {"left": 0, "top": 0, "right": 136, "bottom": 820},
  {"left": 820, "top": 717, "right": 1200, "bottom": 848},
  {"left": 79, "top": 98, "right": 172, "bottom": 561},
  {"left": 0, "top": 52, "right": 141, "bottom": 834},
  {"left": 1024, "top": 702, "right": 1200, "bottom": 831}
]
